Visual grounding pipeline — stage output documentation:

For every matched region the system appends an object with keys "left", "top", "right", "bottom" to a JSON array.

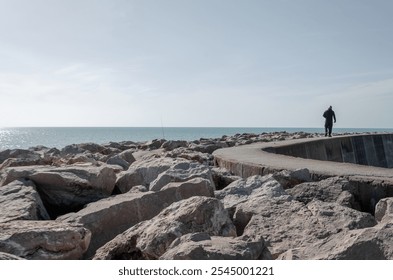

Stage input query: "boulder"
[
  {"left": 287, "top": 177, "right": 360, "bottom": 210},
  {"left": 0, "top": 149, "right": 41, "bottom": 165},
  {"left": 161, "top": 177, "right": 214, "bottom": 196},
  {"left": 160, "top": 233, "right": 271, "bottom": 260},
  {"left": 306, "top": 200, "right": 376, "bottom": 232},
  {"left": 238, "top": 198, "right": 323, "bottom": 258},
  {"left": 0, "top": 164, "right": 117, "bottom": 216},
  {"left": 42, "top": 147, "right": 61, "bottom": 158},
  {"left": 273, "top": 168, "right": 312, "bottom": 189},
  {"left": 165, "top": 147, "right": 213, "bottom": 164},
  {"left": 149, "top": 161, "right": 215, "bottom": 191},
  {"left": 189, "top": 141, "right": 228, "bottom": 154},
  {"left": 93, "top": 196, "right": 236, "bottom": 260},
  {"left": 215, "top": 174, "right": 377, "bottom": 258},
  {"left": 103, "top": 141, "right": 137, "bottom": 151},
  {"left": 60, "top": 142, "right": 106, "bottom": 156},
  {"left": 0, "top": 148, "right": 50, "bottom": 169},
  {"left": 161, "top": 140, "right": 188, "bottom": 151},
  {"left": 239, "top": 197, "right": 376, "bottom": 259},
  {"left": 280, "top": 223, "right": 393, "bottom": 260},
  {"left": 58, "top": 180, "right": 214, "bottom": 258},
  {"left": 0, "top": 220, "right": 91, "bottom": 260},
  {"left": 115, "top": 169, "right": 144, "bottom": 193},
  {"left": 106, "top": 155, "right": 130, "bottom": 170},
  {"left": 140, "top": 139, "right": 166, "bottom": 150},
  {"left": 115, "top": 157, "right": 186, "bottom": 193},
  {"left": 0, "top": 179, "right": 50, "bottom": 222},
  {"left": 118, "top": 149, "right": 136, "bottom": 164},
  {"left": 106, "top": 149, "right": 136, "bottom": 170},
  {"left": 375, "top": 197, "right": 393, "bottom": 223},
  {"left": 215, "top": 175, "right": 289, "bottom": 213}
]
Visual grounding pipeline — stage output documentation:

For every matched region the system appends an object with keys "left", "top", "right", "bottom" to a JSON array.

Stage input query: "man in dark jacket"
[{"left": 323, "top": 106, "right": 336, "bottom": 137}]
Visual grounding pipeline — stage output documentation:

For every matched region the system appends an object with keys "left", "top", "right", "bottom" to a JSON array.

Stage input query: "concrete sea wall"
[{"left": 265, "top": 134, "right": 393, "bottom": 168}]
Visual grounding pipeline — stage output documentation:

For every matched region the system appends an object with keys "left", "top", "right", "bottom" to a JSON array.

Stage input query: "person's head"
[{"left": 329, "top": 106, "right": 332, "bottom": 110}]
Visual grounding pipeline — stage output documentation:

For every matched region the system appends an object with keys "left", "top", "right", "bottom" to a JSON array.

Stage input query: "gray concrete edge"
[{"left": 213, "top": 136, "right": 393, "bottom": 183}]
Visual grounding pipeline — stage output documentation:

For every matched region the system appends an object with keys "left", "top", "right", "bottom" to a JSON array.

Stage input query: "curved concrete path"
[{"left": 213, "top": 134, "right": 393, "bottom": 184}]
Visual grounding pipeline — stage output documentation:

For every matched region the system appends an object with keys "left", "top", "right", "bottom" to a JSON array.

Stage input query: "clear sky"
[{"left": 0, "top": 0, "right": 392, "bottom": 128}]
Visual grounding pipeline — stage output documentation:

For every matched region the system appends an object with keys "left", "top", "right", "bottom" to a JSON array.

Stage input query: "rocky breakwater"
[{"left": 1, "top": 131, "right": 392, "bottom": 260}]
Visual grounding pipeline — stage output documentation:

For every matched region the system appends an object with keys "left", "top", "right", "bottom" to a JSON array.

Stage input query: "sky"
[{"left": 0, "top": 0, "right": 392, "bottom": 128}]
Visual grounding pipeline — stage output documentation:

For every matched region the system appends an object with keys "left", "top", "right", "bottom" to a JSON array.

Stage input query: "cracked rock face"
[
  {"left": 375, "top": 197, "right": 393, "bottom": 223},
  {"left": 58, "top": 178, "right": 214, "bottom": 258},
  {"left": 287, "top": 177, "right": 360, "bottom": 209},
  {"left": 215, "top": 174, "right": 380, "bottom": 259},
  {"left": 279, "top": 222, "right": 393, "bottom": 260},
  {"left": 0, "top": 220, "right": 91, "bottom": 260},
  {"left": 149, "top": 161, "right": 215, "bottom": 192},
  {"left": 93, "top": 196, "right": 236, "bottom": 260},
  {"left": 160, "top": 233, "right": 271, "bottom": 260},
  {"left": 0, "top": 164, "right": 117, "bottom": 216},
  {"left": 115, "top": 157, "right": 187, "bottom": 193},
  {"left": 0, "top": 179, "right": 50, "bottom": 223}
]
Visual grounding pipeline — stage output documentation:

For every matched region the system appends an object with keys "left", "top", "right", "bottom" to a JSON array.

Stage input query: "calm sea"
[{"left": 1, "top": 127, "right": 393, "bottom": 150}]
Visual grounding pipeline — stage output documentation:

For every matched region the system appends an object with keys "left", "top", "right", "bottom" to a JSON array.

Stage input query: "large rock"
[
  {"left": 375, "top": 197, "right": 393, "bottom": 223},
  {"left": 106, "top": 149, "right": 136, "bottom": 170},
  {"left": 273, "top": 168, "right": 312, "bottom": 189},
  {"left": 115, "top": 157, "right": 186, "bottom": 193},
  {"left": 0, "top": 149, "right": 50, "bottom": 169},
  {"left": 215, "top": 175, "right": 289, "bottom": 214},
  {"left": 280, "top": 223, "right": 393, "bottom": 260},
  {"left": 149, "top": 161, "right": 215, "bottom": 191},
  {"left": 58, "top": 180, "right": 214, "bottom": 258},
  {"left": 106, "top": 155, "right": 130, "bottom": 170},
  {"left": 160, "top": 233, "right": 271, "bottom": 260},
  {"left": 0, "top": 221, "right": 91, "bottom": 260},
  {"left": 239, "top": 198, "right": 376, "bottom": 258},
  {"left": 306, "top": 200, "right": 376, "bottom": 232},
  {"left": 161, "top": 140, "right": 188, "bottom": 151},
  {"left": 216, "top": 174, "right": 377, "bottom": 258},
  {"left": 161, "top": 177, "right": 214, "bottom": 195},
  {"left": 140, "top": 139, "right": 166, "bottom": 150},
  {"left": 0, "top": 164, "right": 117, "bottom": 216},
  {"left": 287, "top": 177, "right": 360, "bottom": 210},
  {"left": 315, "top": 223, "right": 393, "bottom": 260},
  {"left": 0, "top": 149, "right": 40, "bottom": 165},
  {"left": 118, "top": 149, "right": 136, "bottom": 164},
  {"left": 93, "top": 196, "right": 236, "bottom": 260},
  {"left": 0, "top": 179, "right": 50, "bottom": 222},
  {"left": 189, "top": 141, "right": 228, "bottom": 154},
  {"left": 238, "top": 198, "right": 323, "bottom": 258},
  {"left": 60, "top": 142, "right": 107, "bottom": 156},
  {"left": 103, "top": 141, "right": 137, "bottom": 151},
  {"left": 165, "top": 147, "right": 213, "bottom": 164}
]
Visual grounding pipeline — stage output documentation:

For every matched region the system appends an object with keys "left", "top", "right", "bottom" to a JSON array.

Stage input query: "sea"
[{"left": 1, "top": 127, "right": 393, "bottom": 151}]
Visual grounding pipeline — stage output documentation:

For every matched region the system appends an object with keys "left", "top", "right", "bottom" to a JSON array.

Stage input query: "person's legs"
[
  {"left": 325, "top": 124, "right": 328, "bottom": 136},
  {"left": 328, "top": 124, "right": 333, "bottom": 137}
]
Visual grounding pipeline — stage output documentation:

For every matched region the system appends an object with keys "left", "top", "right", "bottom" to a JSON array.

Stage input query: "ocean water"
[{"left": 1, "top": 127, "right": 393, "bottom": 150}]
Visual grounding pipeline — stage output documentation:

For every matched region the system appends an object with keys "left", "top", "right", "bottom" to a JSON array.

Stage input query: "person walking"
[{"left": 323, "top": 106, "right": 336, "bottom": 137}]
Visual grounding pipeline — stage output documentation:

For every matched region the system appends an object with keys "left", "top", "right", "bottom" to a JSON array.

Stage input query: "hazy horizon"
[{"left": 1, "top": 0, "right": 393, "bottom": 128}]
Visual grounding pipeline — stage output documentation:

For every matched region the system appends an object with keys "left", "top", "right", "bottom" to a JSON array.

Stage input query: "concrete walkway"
[{"left": 213, "top": 135, "right": 393, "bottom": 183}]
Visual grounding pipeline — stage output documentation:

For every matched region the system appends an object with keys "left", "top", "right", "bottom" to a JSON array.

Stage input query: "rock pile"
[{"left": 1, "top": 131, "right": 392, "bottom": 260}]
